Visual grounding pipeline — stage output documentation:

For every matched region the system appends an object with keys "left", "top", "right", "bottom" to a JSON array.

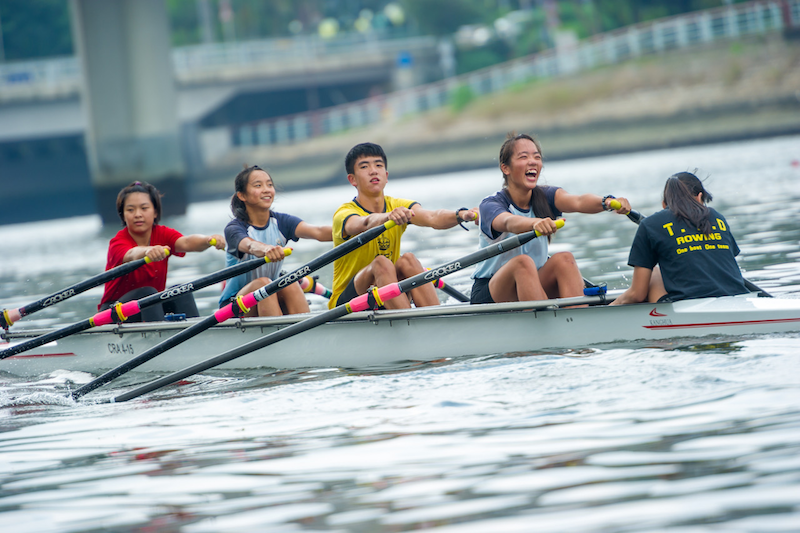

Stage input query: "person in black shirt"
[{"left": 611, "top": 172, "right": 748, "bottom": 305}]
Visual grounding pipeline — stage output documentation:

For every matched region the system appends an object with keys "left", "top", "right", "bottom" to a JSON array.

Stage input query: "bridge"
[{"left": 0, "top": 0, "right": 798, "bottom": 226}]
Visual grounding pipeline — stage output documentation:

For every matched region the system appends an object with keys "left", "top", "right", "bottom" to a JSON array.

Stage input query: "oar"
[
  {"left": 71, "top": 221, "right": 397, "bottom": 399},
  {"left": 0, "top": 254, "right": 165, "bottom": 330},
  {"left": 299, "top": 268, "right": 468, "bottom": 303},
  {"left": 0, "top": 247, "right": 289, "bottom": 360},
  {"left": 428, "top": 272, "right": 470, "bottom": 302},
  {"left": 110, "top": 220, "right": 565, "bottom": 403},
  {"left": 620, "top": 204, "right": 771, "bottom": 297},
  {"left": 299, "top": 275, "right": 332, "bottom": 299}
]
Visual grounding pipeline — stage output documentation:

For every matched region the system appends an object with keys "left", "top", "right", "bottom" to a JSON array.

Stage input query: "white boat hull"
[{"left": 2, "top": 293, "right": 800, "bottom": 377}]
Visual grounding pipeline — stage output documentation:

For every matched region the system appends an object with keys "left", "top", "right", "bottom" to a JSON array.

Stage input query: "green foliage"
[
  {"left": 456, "top": 48, "right": 503, "bottom": 75},
  {"left": 0, "top": 0, "right": 754, "bottom": 61},
  {"left": 0, "top": 0, "right": 73, "bottom": 61},
  {"left": 400, "top": 0, "right": 487, "bottom": 36},
  {"left": 449, "top": 83, "right": 475, "bottom": 112}
]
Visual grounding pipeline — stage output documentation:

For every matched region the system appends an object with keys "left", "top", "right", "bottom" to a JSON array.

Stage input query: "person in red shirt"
[{"left": 99, "top": 181, "right": 225, "bottom": 321}]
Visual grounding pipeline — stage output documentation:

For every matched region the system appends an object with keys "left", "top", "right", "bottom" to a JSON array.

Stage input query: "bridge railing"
[
  {"left": 172, "top": 33, "right": 436, "bottom": 78},
  {"left": 229, "top": 0, "right": 799, "bottom": 150},
  {"left": 0, "top": 55, "right": 81, "bottom": 99},
  {"left": 0, "top": 31, "right": 434, "bottom": 96}
]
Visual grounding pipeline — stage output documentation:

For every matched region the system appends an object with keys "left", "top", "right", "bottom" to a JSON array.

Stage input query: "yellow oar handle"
[
  {"left": 264, "top": 247, "right": 293, "bottom": 263},
  {"left": 143, "top": 249, "right": 170, "bottom": 264},
  {"left": 209, "top": 237, "right": 217, "bottom": 246},
  {"left": 609, "top": 199, "right": 622, "bottom": 211},
  {"left": 534, "top": 218, "right": 565, "bottom": 237}
]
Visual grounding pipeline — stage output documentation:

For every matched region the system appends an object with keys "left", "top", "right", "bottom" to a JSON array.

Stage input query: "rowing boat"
[{"left": 2, "top": 290, "right": 799, "bottom": 378}]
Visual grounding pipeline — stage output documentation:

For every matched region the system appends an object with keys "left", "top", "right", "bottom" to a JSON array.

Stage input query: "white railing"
[
  {"left": 0, "top": 0, "right": 796, "bottom": 125},
  {"left": 0, "top": 31, "right": 434, "bottom": 95},
  {"left": 0, "top": 55, "right": 81, "bottom": 96},
  {"left": 230, "top": 0, "right": 798, "bottom": 148}
]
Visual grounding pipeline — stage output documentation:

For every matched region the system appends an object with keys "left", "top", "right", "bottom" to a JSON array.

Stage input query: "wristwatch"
[
  {"left": 455, "top": 208, "right": 470, "bottom": 231},
  {"left": 602, "top": 195, "right": 616, "bottom": 211}
]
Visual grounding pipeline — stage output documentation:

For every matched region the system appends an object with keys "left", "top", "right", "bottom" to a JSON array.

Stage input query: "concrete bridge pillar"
[{"left": 70, "top": 0, "right": 186, "bottom": 225}]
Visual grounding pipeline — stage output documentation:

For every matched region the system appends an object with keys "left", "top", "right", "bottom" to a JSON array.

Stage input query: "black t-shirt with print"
[{"left": 628, "top": 207, "right": 748, "bottom": 301}]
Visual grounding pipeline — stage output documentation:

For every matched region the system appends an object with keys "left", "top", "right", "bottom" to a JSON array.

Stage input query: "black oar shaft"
[
  {"left": 112, "top": 307, "right": 348, "bottom": 403},
  {"left": 438, "top": 282, "right": 469, "bottom": 303},
  {"left": 0, "top": 255, "right": 273, "bottom": 360},
  {"left": 71, "top": 314, "right": 219, "bottom": 399},
  {"left": 113, "top": 229, "right": 544, "bottom": 402},
  {"left": 1, "top": 258, "right": 149, "bottom": 329},
  {"left": 73, "top": 221, "right": 397, "bottom": 398}
]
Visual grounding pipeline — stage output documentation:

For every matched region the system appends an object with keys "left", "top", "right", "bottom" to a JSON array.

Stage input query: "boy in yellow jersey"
[{"left": 330, "top": 142, "right": 478, "bottom": 309}]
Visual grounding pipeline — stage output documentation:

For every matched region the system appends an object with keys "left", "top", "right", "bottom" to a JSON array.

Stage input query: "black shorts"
[
  {"left": 470, "top": 278, "right": 495, "bottom": 304},
  {"left": 334, "top": 276, "right": 360, "bottom": 307}
]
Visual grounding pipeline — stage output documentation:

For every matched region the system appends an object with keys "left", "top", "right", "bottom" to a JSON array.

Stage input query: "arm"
[
  {"left": 121, "top": 245, "right": 169, "bottom": 263},
  {"left": 295, "top": 221, "right": 333, "bottom": 242},
  {"left": 174, "top": 234, "right": 226, "bottom": 253},
  {"left": 609, "top": 266, "right": 652, "bottom": 306},
  {"left": 410, "top": 205, "right": 479, "bottom": 230},
  {"left": 554, "top": 189, "right": 631, "bottom": 215},
  {"left": 237, "top": 237, "right": 286, "bottom": 263},
  {"left": 491, "top": 212, "right": 560, "bottom": 237},
  {"left": 343, "top": 207, "right": 414, "bottom": 237}
]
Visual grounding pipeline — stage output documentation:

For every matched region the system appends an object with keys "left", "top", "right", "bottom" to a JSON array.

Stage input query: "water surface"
[{"left": 1, "top": 136, "right": 799, "bottom": 532}]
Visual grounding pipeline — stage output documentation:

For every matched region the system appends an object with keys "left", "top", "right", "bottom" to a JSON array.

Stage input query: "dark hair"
[
  {"left": 663, "top": 171, "right": 713, "bottom": 234},
  {"left": 345, "top": 142, "right": 387, "bottom": 175},
  {"left": 498, "top": 132, "right": 554, "bottom": 220},
  {"left": 231, "top": 165, "right": 270, "bottom": 223},
  {"left": 116, "top": 181, "right": 162, "bottom": 226}
]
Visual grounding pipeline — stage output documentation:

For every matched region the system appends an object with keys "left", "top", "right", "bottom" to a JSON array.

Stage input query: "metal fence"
[
  {"left": 231, "top": 0, "right": 799, "bottom": 148},
  {"left": 0, "top": 30, "right": 433, "bottom": 95}
]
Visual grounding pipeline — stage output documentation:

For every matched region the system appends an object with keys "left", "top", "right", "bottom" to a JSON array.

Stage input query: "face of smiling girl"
[
  {"left": 239, "top": 170, "right": 276, "bottom": 210},
  {"left": 501, "top": 138, "right": 543, "bottom": 190}
]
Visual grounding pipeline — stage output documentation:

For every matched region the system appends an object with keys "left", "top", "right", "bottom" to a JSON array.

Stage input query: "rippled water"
[{"left": 1, "top": 136, "right": 799, "bottom": 532}]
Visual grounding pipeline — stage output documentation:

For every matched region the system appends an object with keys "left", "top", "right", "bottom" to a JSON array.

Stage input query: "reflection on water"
[{"left": 1, "top": 136, "right": 800, "bottom": 531}]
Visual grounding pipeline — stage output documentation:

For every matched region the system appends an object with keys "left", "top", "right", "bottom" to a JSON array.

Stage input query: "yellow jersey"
[{"left": 329, "top": 196, "right": 417, "bottom": 308}]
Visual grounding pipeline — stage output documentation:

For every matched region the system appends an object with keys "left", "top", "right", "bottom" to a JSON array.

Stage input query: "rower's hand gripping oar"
[
  {"left": 111, "top": 220, "right": 564, "bottom": 403},
  {"left": 605, "top": 199, "right": 643, "bottom": 224},
  {"left": 71, "top": 221, "right": 397, "bottom": 399},
  {"left": 619, "top": 203, "right": 771, "bottom": 297},
  {"left": 0, "top": 247, "right": 288, "bottom": 360},
  {"left": 0, "top": 253, "right": 169, "bottom": 330}
]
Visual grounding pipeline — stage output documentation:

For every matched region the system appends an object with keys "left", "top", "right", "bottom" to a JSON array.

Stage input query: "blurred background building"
[{"left": 1, "top": 0, "right": 799, "bottom": 225}]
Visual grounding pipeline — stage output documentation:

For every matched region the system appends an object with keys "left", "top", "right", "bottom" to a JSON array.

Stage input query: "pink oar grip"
[
  {"left": 8, "top": 309, "right": 22, "bottom": 323},
  {"left": 241, "top": 292, "right": 258, "bottom": 309},
  {"left": 214, "top": 304, "right": 236, "bottom": 322},
  {"left": 310, "top": 284, "right": 327, "bottom": 296},
  {"left": 92, "top": 301, "right": 142, "bottom": 326},
  {"left": 348, "top": 283, "right": 402, "bottom": 312},
  {"left": 91, "top": 309, "right": 114, "bottom": 327},
  {"left": 121, "top": 301, "right": 141, "bottom": 318},
  {"left": 214, "top": 292, "right": 258, "bottom": 322}
]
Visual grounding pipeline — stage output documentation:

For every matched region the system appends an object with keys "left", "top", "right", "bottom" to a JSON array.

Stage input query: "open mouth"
[{"left": 525, "top": 169, "right": 538, "bottom": 178}]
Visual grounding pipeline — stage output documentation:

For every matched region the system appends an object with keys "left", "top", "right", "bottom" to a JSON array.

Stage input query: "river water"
[{"left": 1, "top": 136, "right": 799, "bottom": 532}]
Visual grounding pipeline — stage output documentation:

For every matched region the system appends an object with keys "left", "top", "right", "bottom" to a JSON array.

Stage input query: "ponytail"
[{"left": 663, "top": 172, "right": 713, "bottom": 234}]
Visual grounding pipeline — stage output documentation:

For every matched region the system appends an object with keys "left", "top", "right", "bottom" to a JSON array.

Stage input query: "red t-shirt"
[{"left": 98, "top": 225, "right": 186, "bottom": 309}]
